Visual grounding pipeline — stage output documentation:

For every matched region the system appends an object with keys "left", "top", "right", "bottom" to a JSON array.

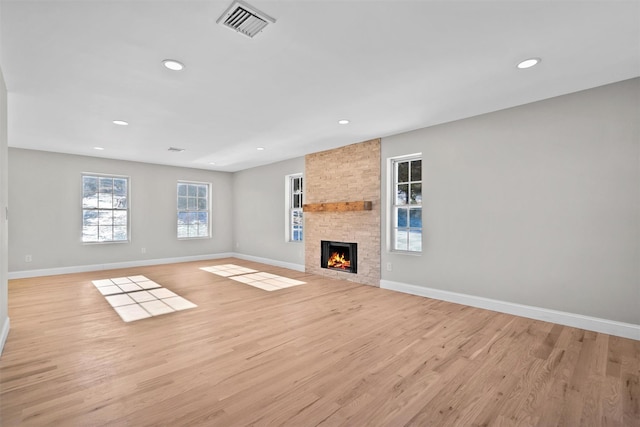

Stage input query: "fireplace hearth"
[{"left": 321, "top": 241, "right": 357, "bottom": 274}]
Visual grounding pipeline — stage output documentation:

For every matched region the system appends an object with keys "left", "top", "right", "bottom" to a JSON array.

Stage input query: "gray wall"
[
  {"left": 8, "top": 149, "right": 234, "bottom": 272},
  {"left": 232, "top": 156, "right": 305, "bottom": 267},
  {"left": 0, "top": 63, "right": 9, "bottom": 353},
  {"left": 381, "top": 78, "right": 640, "bottom": 325}
]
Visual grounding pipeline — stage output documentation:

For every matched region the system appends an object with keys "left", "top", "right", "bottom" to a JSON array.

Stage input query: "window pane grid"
[
  {"left": 392, "top": 158, "right": 422, "bottom": 252},
  {"left": 82, "top": 174, "right": 129, "bottom": 243},
  {"left": 291, "top": 208, "right": 303, "bottom": 241},
  {"left": 289, "top": 175, "right": 303, "bottom": 241},
  {"left": 177, "top": 182, "right": 210, "bottom": 239}
]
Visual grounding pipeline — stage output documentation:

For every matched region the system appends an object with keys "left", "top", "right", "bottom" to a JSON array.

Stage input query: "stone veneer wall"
[{"left": 305, "top": 139, "right": 381, "bottom": 286}]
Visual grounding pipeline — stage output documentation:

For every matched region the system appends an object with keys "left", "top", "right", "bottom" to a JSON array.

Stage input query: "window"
[
  {"left": 82, "top": 174, "right": 129, "bottom": 243},
  {"left": 391, "top": 156, "right": 422, "bottom": 252},
  {"left": 286, "top": 174, "right": 303, "bottom": 242},
  {"left": 177, "top": 181, "right": 210, "bottom": 239}
]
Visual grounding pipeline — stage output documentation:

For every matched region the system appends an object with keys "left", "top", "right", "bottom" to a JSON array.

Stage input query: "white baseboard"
[
  {"left": 231, "top": 253, "right": 305, "bottom": 272},
  {"left": 7, "top": 252, "right": 305, "bottom": 280},
  {"left": 380, "top": 280, "right": 640, "bottom": 341},
  {"left": 0, "top": 316, "right": 9, "bottom": 357},
  {"left": 7, "top": 253, "right": 236, "bottom": 279}
]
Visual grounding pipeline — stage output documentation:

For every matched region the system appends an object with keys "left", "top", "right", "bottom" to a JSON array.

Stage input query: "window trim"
[
  {"left": 388, "top": 154, "right": 423, "bottom": 254},
  {"left": 81, "top": 172, "right": 130, "bottom": 244},
  {"left": 177, "top": 180, "right": 212, "bottom": 240},
  {"left": 285, "top": 173, "right": 304, "bottom": 243}
]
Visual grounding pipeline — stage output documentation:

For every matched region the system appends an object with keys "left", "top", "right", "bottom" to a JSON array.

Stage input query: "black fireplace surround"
[{"left": 321, "top": 240, "right": 357, "bottom": 274}]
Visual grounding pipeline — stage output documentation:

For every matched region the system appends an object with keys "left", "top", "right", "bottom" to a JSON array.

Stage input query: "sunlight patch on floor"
[
  {"left": 200, "top": 264, "right": 258, "bottom": 277},
  {"left": 92, "top": 275, "right": 197, "bottom": 322},
  {"left": 200, "top": 264, "right": 306, "bottom": 291}
]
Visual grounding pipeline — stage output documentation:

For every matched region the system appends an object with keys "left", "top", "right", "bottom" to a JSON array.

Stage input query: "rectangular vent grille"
[
  {"left": 217, "top": 1, "right": 275, "bottom": 38},
  {"left": 225, "top": 7, "right": 267, "bottom": 37},
  {"left": 168, "top": 147, "right": 185, "bottom": 152}
]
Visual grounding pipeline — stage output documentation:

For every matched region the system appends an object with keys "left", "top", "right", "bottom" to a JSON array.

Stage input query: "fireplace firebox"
[{"left": 321, "top": 241, "right": 357, "bottom": 274}]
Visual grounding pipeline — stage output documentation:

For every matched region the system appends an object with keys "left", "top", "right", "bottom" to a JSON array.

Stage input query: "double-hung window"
[
  {"left": 177, "top": 181, "right": 210, "bottom": 239},
  {"left": 286, "top": 174, "right": 303, "bottom": 242},
  {"left": 391, "top": 156, "right": 422, "bottom": 252},
  {"left": 82, "top": 174, "right": 129, "bottom": 243}
]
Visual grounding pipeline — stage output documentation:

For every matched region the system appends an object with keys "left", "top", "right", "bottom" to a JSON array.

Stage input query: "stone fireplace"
[{"left": 304, "top": 139, "right": 381, "bottom": 286}]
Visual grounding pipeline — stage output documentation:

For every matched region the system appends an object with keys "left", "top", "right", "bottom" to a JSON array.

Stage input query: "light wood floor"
[{"left": 1, "top": 258, "right": 638, "bottom": 426}]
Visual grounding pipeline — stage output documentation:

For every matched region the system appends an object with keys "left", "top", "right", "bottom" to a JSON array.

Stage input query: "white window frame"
[
  {"left": 81, "top": 173, "right": 130, "bottom": 244},
  {"left": 177, "top": 180, "right": 211, "bottom": 240},
  {"left": 285, "top": 173, "right": 303, "bottom": 242},
  {"left": 389, "top": 154, "right": 422, "bottom": 253}
]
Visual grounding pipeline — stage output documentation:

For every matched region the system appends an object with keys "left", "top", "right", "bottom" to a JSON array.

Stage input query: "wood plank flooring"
[{"left": 1, "top": 258, "right": 638, "bottom": 426}]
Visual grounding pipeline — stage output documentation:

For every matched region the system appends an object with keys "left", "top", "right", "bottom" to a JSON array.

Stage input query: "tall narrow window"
[
  {"left": 286, "top": 174, "right": 303, "bottom": 242},
  {"left": 82, "top": 174, "right": 129, "bottom": 243},
  {"left": 177, "top": 181, "right": 210, "bottom": 239},
  {"left": 392, "top": 156, "right": 422, "bottom": 252}
]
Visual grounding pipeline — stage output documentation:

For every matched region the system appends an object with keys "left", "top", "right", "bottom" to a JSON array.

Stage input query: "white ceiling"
[{"left": 1, "top": 0, "right": 639, "bottom": 172}]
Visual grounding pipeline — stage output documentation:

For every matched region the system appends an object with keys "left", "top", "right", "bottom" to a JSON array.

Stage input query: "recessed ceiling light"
[
  {"left": 338, "top": 119, "right": 350, "bottom": 125},
  {"left": 517, "top": 58, "right": 541, "bottom": 69},
  {"left": 163, "top": 59, "right": 184, "bottom": 71},
  {"left": 257, "top": 147, "right": 265, "bottom": 151},
  {"left": 112, "top": 120, "right": 128, "bottom": 126},
  {"left": 208, "top": 162, "right": 216, "bottom": 165},
  {"left": 93, "top": 147, "right": 104, "bottom": 150}
]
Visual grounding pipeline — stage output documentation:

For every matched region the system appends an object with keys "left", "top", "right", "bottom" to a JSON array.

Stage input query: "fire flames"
[{"left": 327, "top": 251, "right": 350, "bottom": 270}]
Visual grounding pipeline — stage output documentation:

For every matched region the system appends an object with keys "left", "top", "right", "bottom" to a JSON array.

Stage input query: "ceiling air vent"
[
  {"left": 216, "top": 0, "right": 276, "bottom": 39},
  {"left": 168, "top": 147, "right": 185, "bottom": 152}
]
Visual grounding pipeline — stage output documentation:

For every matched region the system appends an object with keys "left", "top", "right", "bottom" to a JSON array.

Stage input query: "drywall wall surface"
[
  {"left": 8, "top": 149, "right": 234, "bottom": 271},
  {"left": 0, "top": 63, "right": 9, "bottom": 354},
  {"left": 232, "top": 156, "right": 305, "bottom": 267},
  {"left": 381, "top": 78, "right": 640, "bottom": 324}
]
